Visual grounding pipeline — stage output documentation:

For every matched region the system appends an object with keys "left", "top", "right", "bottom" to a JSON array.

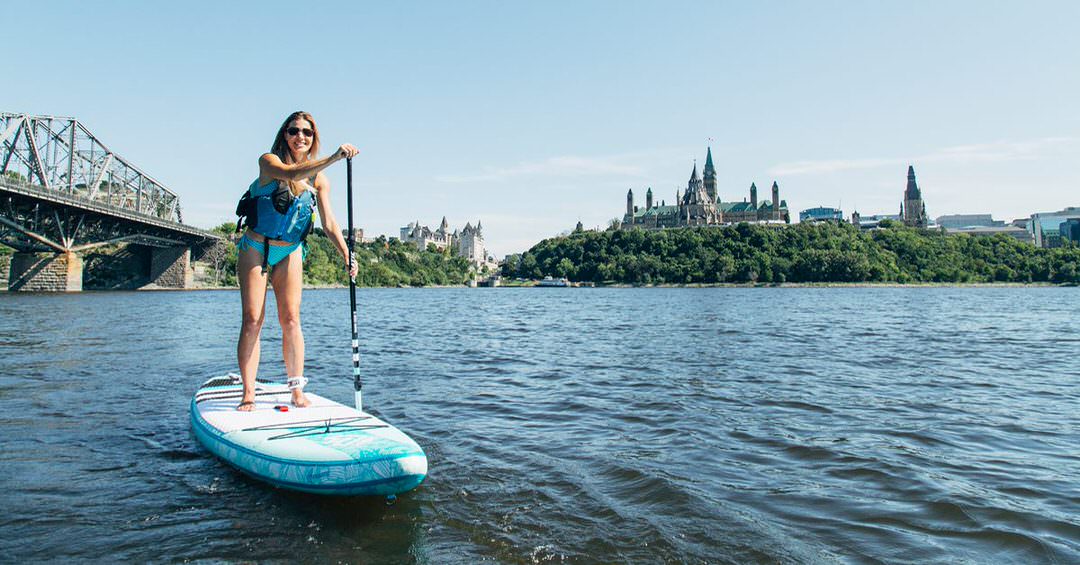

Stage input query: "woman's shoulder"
[
  {"left": 254, "top": 154, "right": 281, "bottom": 192},
  {"left": 249, "top": 177, "right": 277, "bottom": 195}
]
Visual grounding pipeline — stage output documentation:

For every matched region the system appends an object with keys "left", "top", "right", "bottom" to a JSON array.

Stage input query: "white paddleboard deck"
[{"left": 190, "top": 375, "right": 427, "bottom": 496}]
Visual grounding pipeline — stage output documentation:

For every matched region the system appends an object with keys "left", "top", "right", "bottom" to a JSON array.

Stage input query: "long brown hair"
[{"left": 270, "top": 111, "right": 321, "bottom": 195}]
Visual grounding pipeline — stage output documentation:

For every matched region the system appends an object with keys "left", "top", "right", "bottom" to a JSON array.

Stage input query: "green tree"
[{"left": 507, "top": 221, "right": 1078, "bottom": 286}]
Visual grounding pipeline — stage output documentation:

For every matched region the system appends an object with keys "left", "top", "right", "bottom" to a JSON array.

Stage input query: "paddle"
[{"left": 346, "top": 157, "right": 362, "bottom": 412}]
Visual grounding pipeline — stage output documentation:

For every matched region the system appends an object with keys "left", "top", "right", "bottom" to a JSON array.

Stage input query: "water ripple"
[{"left": 1, "top": 287, "right": 1079, "bottom": 562}]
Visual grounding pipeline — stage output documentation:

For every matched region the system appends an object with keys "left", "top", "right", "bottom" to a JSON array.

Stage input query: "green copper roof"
[
  {"left": 633, "top": 205, "right": 680, "bottom": 219},
  {"left": 719, "top": 201, "right": 755, "bottom": 213}
]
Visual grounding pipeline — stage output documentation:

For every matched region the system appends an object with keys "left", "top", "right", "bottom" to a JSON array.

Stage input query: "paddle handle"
[{"left": 346, "top": 157, "right": 362, "bottom": 412}]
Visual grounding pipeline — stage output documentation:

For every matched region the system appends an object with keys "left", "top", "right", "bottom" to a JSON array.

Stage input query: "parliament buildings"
[{"left": 622, "top": 148, "right": 789, "bottom": 230}]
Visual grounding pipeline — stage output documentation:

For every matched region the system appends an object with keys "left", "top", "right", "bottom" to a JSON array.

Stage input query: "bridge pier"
[
  {"left": 148, "top": 246, "right": 193, "bottom": 289},
  {"left": 8, "top": 251, "right": 83, "bottom": 292}
]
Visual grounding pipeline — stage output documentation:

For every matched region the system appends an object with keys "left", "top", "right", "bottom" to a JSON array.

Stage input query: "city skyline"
[{"left": 5, "top": 1, "right": 1079, "bottom": 257}]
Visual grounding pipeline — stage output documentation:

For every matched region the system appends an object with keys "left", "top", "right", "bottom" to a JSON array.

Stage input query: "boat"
[{"left": 536, "top": 276, "right": 570, "bottom": 287}]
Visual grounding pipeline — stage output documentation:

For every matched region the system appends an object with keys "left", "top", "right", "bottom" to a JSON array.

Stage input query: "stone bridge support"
[
  {"left": 148, "top": 246, "right": 194, "bottom": 289},
  {"left": 5, "top": 245, "right": 195, "bottom": 291},
  {"left": 8, "top": 252, "right": 83, "bottom": 292}
]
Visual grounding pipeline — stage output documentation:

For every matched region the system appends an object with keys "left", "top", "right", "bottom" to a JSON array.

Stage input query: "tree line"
[
  {"left": 207, "top": 223, "right": 474, "bottom": 287},
  {"left": 503, "top": 221, "right": 1080, "bottom": 284}
]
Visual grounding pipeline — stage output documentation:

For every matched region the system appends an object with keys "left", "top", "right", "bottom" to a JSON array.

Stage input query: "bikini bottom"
[{"left": 236, "top": 234, "right": 307, "bottom": 269}]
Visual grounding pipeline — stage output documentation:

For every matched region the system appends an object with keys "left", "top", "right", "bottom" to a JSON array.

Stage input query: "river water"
[{"left": 1, "top": 287, "right": 1078, "bottom": 563}]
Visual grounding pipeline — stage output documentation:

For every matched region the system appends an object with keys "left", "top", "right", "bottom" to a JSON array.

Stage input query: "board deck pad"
[{"left": 190, "top": 375, "right": 427, "bottom": 496}]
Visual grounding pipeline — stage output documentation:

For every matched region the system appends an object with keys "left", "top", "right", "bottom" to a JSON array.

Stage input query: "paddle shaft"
[{"left": 346, "top": 157, "right": 362, "bottom": 412}]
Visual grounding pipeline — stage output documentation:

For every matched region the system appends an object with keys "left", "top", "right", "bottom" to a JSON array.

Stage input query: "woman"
[{"left": 235, "top": 111, "right": 359, "bottom": 411}]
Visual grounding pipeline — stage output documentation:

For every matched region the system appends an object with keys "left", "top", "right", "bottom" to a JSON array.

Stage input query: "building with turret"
[
  {"left": 680, "top": 160, "right": 722, "bottom": 226},
  {"left": 400, "top": 216, "right": 454, "bottom": 251},
  {"left": 399, "top": 217, "right": 489, "bottom": 266},
  {"left": 719, "top": 181, "right": 787, "bottom": 223},
  {"left": 456, "top": 220, "right": 486, "bottom": 265},
  {"left": 622, "top": 147, "right": 789, "bottom": 230}
]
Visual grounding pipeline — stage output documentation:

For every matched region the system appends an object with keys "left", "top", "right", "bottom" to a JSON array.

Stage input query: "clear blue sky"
[{"left": 7, "top": 1, "right": 1079, "bottom": 256}]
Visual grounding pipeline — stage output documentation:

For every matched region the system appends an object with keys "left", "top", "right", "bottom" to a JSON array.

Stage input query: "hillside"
[{"left": 505, "top": 221, "right": 1080, "bottom": 284}]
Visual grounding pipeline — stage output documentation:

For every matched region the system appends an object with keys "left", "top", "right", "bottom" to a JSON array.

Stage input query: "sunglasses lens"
[{"left": 287, "top": 127, "right": 313, "bottom": 137}]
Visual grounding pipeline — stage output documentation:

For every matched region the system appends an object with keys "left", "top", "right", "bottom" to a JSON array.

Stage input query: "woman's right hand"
[{"left": 337, "top": 144, "right": 359, "bottom": 160}]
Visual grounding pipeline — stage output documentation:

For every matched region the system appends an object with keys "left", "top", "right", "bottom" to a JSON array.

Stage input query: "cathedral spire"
[
  {"left": 702, "top": 148, "right": 717, "bottom": 202},
  {"left": 771, "top": 181, "right": 781, "bottom": 220},
  {"left": 689, "top": 161, "right": 700, "bottom": 182},
  {"left": 905, "top": 165, "right": 921, "bottom": 200},
  {"left": 902, "top": 165, "right": 927, "bottom": 228}
]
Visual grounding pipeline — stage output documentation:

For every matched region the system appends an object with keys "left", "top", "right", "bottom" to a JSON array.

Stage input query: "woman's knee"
[
  {"left": 241, "top": 311, "right": 265, "bottom": 333},
  {"left": 278, "top": 310, "right": 302, "bottom": 333}
]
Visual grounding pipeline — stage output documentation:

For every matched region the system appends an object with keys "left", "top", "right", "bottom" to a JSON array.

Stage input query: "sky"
[{"left": 5, "top": 1, "right": 1079, "bottom": 257}]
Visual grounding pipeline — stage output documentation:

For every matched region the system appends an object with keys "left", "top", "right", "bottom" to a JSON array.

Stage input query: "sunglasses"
[{"left": 287, "top": 127, "right": 314, "bottom": 138}]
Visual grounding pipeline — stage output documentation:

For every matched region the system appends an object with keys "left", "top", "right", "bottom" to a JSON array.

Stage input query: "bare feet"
[
  {"left": 291, "top": 389, "right": 310, "bottom": 408},
  {"left": 237, "top": 398, "right": 256, "bottom": 411}
]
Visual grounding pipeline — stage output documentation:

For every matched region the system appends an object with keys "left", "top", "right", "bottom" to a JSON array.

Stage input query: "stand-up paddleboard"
[
  {"left": 192, "top": 156, "right": 427, "bottom": 496},
  {"left": 190, "top": 375, "right": 427, "bottom": 496}
]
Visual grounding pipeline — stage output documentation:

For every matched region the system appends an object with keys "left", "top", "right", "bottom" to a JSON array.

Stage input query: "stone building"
[
  {"left": 400, "top": 216, "right": 454, "bottom": 251},
  {"left": 622, "top": 147, "right": 789, "bottom": 230},
  {"left": 680, "top": 161, "right": 722, "bottom": 226},
  {"left": 719, "top": 181, "right": 787, "bottom": 223},
  {"left": 399, "top": 217, "right": 488, "bottom": 266},
  {"left": 456, "top": 221, "right": 487, "bottom": 266}
]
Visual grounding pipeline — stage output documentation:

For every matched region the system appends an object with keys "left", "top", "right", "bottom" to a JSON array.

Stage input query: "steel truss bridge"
[{"left": 1, "top": 112, "right": 220, "bottom": 290}]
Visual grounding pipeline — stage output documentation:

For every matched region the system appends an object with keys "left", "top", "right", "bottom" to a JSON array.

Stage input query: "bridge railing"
[
  {"left": 1, "top": 112, "right": 183, "bottom": 224},
  {"left": 0, "top": 174, "right": 216, "bottom": 242}
]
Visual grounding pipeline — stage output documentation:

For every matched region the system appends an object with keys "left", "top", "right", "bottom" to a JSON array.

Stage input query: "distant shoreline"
[
  {"left": 4, "top": 279, "right": 1074, "bottom": 293},
  {"left": 111, "top": 281, "right": 1075, "bottom": 292},
  {"left": 597, "top": 281, "right": 1070, "bottom": 289}
]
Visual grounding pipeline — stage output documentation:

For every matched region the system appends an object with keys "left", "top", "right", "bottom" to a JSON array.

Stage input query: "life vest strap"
[{"left": 261, "top": 237, "right": 270, "bottom": 275}]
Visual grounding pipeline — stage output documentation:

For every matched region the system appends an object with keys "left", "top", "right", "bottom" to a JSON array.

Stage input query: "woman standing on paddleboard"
[{"left": 234, "top": 111, "right": 359, "bottom": 411}]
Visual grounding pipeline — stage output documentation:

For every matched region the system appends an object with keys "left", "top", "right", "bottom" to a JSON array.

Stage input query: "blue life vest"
[{"left": 240, "top": 179, "right": 316, "bottom": 243}]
